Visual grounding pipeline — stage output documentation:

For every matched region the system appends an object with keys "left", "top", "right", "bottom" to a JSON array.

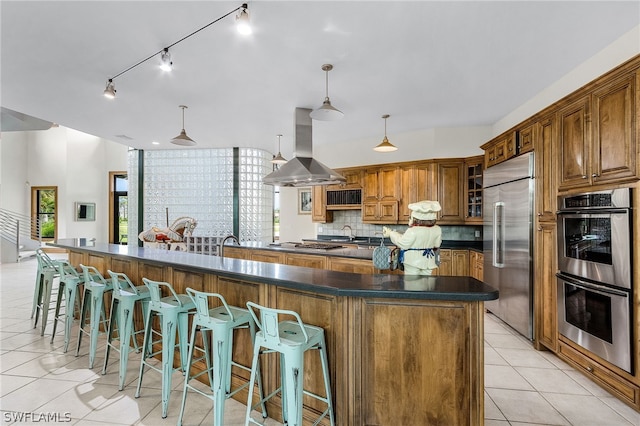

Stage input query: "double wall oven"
[{"left": 556, "top": 188, "right": 633, "bottom": 373}]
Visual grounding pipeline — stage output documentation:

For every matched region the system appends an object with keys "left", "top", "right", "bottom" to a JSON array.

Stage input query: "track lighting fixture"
[
  {"left": 373, "top": 114, "right": 398, "bottom": 152},
  {"left": 271, "top": 134, "right": 287, "bottom": 165},
  {"left": 310, "top": 64, "right": 344, "bottom": 121},
  {"left": 102, "top": 3, "right": 250, "bottom": 98},
  {"left": 236, "top": 4, "right": 252, "bottom": 35},
  {"left": 170, "top": 105, "right": 196, "bottom": 146},
  {"left": 103, "top": 79, "right": 116, "bottom": 99},
  {"left": 159, "top": 48, "right": 172, "bottom": 72}
]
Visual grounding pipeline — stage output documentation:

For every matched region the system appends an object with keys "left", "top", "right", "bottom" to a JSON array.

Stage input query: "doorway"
[
  {"left": 109, "top": 172, "right": 128, "bottom": 244},
  {"left": 30, "top": 186, "right": 57, "bottom": 241}
]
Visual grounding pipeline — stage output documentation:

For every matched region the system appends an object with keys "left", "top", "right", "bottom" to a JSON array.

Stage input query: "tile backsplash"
[{"left": 317, "top": 210, "right": 482, "bottom": 241}]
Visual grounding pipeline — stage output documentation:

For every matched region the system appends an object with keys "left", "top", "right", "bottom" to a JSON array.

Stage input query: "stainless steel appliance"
[
  {"left": 556, "top": 188, "right": 633, "bottom": 373},
  {"left": 557, "top": 188, "right": 632, "bottom": 289},
  {"left": 483, "top": 152, "right": 534, "bottom": 339}
]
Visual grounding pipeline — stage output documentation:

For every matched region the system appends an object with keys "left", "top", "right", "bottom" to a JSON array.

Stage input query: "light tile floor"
[{"left": 1, "top": 255, "right": 639, "bottom": 425}]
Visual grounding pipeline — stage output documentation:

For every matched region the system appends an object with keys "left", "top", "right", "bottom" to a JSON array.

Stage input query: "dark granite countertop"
[{"left": 49, "top": 238, "right": 497, "bottom": 302}]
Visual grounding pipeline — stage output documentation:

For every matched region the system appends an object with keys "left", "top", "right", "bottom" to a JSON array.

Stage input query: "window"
[{"left": 31, "top": 186, "right": 57, "bottom": 240}]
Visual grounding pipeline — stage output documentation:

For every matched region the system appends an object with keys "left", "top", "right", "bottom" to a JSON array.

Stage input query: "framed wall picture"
[
  {"left": 298, "top": 188, "right": 312, "bottom": 214},
  {"left": 75, "top": 202, "right": 96, "bottom": 221}
]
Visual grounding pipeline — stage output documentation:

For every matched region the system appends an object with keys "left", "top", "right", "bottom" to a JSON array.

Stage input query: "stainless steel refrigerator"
[{"left": 483, "top": 151, "right": 534, "bottom": 340}]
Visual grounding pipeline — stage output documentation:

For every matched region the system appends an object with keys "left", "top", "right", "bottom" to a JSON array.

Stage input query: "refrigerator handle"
[{"left": 493, "top": 201, "right": 505, "bottom": 268}]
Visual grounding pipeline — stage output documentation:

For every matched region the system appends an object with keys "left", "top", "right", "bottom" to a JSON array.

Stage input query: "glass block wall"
[
  {"left": 127, "top": 148, "right": 273, "bottom": 245},
  {"left": 239, "top": 148, "right": 274, "bottom": 242}
]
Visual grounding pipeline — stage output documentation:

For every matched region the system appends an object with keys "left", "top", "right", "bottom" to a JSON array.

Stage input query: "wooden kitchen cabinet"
[
  {"left": 558, "top": 71, "right": 638, "bottom": 190},
  {"left": 250, "top": 250, "right": 284, "bottom": 264},
  {"left": 285, "top": 253, "right": 327, "bottom": 269},
  {"left": 363, "top": 166, "right": 399, "bottom": 223},
  {"left": 483, "top": 131, "right": 516, "bottom": 168},
  {"left": 436, "top": 160, "right": 465, "bottom": 223},
  {"left": 327, "top": 168, "right": 362, "bottom": 190},
  {"left": 518, "top": 123, "right": 535, "bottom": 154},
  {"left": 312, "top": 185, "right": 333, "bottom": 223},
  {"left": 469, "top": 251, "right": 484, "bottom": 281},
  {"left": 590, "top": 72, "right": 637, "bottom": 184},
  {"left": 534, "top": 222, "right": 558, "bottom": 352},
  {"left": 535, "top": 115, "right": 557, "bottom": 222},
  {"left": 327, "top": 257, "right": 375, "bottom": 274},
  {"left": 558, "top": 95, "right": 591, "bottom": 189},
  {"left": 464, "top": 156, "right": 483, "bottom": 223},
  {"left": 433, "top": 249, "right": 468, "bottom": 276}
]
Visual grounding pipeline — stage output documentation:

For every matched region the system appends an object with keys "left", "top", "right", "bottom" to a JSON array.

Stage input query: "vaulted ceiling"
[{"left": 2, "top": 1, "right": 638, "bottom": 155}]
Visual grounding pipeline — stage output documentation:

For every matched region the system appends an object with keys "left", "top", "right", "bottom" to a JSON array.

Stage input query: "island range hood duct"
[{"left": 263, "top": 108, "right": 346, "bottom": 187}]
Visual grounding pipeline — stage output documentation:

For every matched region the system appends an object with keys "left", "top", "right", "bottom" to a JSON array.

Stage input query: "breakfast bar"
[{"left": 51, "top": 238, "right": 498, "bottom": 425}]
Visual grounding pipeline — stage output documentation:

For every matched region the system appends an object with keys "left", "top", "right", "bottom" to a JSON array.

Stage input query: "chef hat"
[{"left": 408, "top": 200, "right": 441, "bottom": 220}]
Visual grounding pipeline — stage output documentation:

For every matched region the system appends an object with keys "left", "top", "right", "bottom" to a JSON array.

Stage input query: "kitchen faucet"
[
  {"left": 219, "top": 234, "right": 239, "bottom": 258},
  {"left": 341, "top": 225, "right": 353, "bottom": 240}
]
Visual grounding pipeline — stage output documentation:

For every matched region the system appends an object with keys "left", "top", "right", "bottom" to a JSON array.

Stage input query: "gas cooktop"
[{"left": 294, "top": 243, "right": 344, "bottom": 250}]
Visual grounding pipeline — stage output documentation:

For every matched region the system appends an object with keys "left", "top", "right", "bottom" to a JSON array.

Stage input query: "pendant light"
[
  {"left": 170, "top": 105, "right": 196, "bottom": 146},
  {"left": 271, "top": 134, "right": 287, "bottom": 165},
  {"left": 309, "top": 64, "right": 344, "bottom": 121},
  {"left": 373, "top": 114, "right": 398, "bottom": 152}
]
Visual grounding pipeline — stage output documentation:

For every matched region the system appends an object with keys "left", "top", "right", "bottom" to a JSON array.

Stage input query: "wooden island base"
[{"left": 58, "top": 241, "right": 496, "bottom": 426}]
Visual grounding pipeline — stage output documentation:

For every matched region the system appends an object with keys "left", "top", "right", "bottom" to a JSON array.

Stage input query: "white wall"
[
  {"left": 277, "top": 187, "right": 317, "bottom": 242},
  {"left": 494, "top": 25, "right": 640, "bottom": 136},
  {"left": 1, "top": 127, "right": 128, "bottom": 243},
  {"left": 315, "top": 126, "right": 490, "bottom": 168}
]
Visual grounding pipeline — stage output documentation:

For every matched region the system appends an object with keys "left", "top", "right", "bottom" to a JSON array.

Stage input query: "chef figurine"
[{"left": 383, "top": 200, "right": 443, "bottom": 275}]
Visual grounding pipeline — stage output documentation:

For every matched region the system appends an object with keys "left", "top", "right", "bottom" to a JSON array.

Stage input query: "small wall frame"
[
  {"left": 75, "top": 202, "right": 96, "bottom": 221},
  {"left": 298, "top": 189, "right": 312, "bottom": 214}
]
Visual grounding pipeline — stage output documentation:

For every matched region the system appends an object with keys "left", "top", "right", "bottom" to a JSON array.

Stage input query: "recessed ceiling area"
[{"left": 1, "top": 1, "right": 638, "bottom": 153}]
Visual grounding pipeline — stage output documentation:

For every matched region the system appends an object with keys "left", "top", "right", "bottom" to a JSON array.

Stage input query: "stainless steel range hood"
[{"left": 263, "top": 108, "right": 346, "bottom": 187}]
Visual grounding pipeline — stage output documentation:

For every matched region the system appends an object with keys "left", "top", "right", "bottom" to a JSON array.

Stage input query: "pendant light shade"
[
  {"left": 171, "top": 105, "right": 196, "bottom": 146},
  {"left": 271, "top": 134, "right": 288, "bottom": 165},
  {"left": 374, "top": 114, "right": 398, "bottom": 152},
  {"left": 310, "top": 64, "right": 344, "bottom": 121}
]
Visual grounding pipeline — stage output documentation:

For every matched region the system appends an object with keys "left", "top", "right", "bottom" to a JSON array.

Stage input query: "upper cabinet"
[
  {"left": 312, "top": 185, "right": 333, "bottom": 223},
  {"left": 535, "top": 115, "right": 557, "bottom": 222},
  {"left": 558, "top": 71, "right": 638, "bottom": 190},
  {"left": 464, "top": 156, "right": 483, "bottom": 223},
  {"left": 518, "top": 123, "right": 535, "bottom": 154},
  {"left": 362, "top": 166, "right": 399, "bottom": 223},
  {"left": 483, "top": 131, "right": 517, "bottom": 168},
  {"left": 326, "top": 168, "right": 363, "bottom": 190},
  {"left": 436, "top": 160, "right": 465, "bottom": 224}
]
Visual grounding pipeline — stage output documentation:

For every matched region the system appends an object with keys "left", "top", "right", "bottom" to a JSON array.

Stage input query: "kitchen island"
[{"left": 51, "top": 238, "right": 497, "bottom": 426}]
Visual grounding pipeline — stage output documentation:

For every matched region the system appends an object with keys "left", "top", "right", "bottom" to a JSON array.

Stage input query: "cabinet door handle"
[
  {"left": 537, "top": 212, "right": 542, "bottom": 216},
  {"left": 582, "top": 175, "right": 588, "bottom": 179},
  {"left": 537, "top": 226, "right": 542, "bottom": 231},
  {"left": 591, "top": 173, "right": 600, "bottom": 178},
  {"left": 586, "top": 366, "right": 594, "bottom": 373}
]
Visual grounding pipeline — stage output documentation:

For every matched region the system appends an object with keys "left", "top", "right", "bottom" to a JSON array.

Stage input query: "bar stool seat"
[
  {"left": 50, "top": 260, "right": 88, "bottom": 351},
  {"left": 135, "top": 278, "right": 195, "bottom": 419},
  {"left": 245, "top": 302, "right": 334, "bottom": 426},
  {"left": 32, "top": 249, "right": 63, "bottom": 336},
  {"left": 177, "top": 288, "right": 267, "bottom": 426},
  {"left": 102, "top": 270, "right": 151, "bottom": 391},
  {"left": 76, "top": 265, "right": 113, "bottom": 368}
]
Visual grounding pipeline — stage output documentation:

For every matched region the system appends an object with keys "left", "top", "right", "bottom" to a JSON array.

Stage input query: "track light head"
[
  {"left": 236, "top": 4, "right": 252, "bottom": 35},
  {"left": 103, "top": 79, "right": 116, "bottom": 99},
  {"left": 159, "top": 48, "right": 173, "bottom": 72}
]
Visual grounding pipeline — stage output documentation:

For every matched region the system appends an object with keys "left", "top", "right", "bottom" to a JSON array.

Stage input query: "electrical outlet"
[{"left": 474, "top": 230, "right": 481, "bottom": 238}]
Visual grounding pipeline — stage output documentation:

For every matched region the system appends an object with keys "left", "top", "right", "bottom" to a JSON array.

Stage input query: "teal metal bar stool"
[
  {"left": 76, "top": 265, "right": 113, "bottom": 368},
  {"left": 50, "top": 260, "right": 85, "bottom": 351},
  {"left": 245, "top": 302, "right": 334, "bottom": 426},
  {"left": 135, "top": 278, "right": 196, "bottom": 419},
  {"left": 177, "top": 288, "right": 267, "bottom": 426},
  {"left": 32, "top": 249, "right": 62, "bottom": 336},
  {"left": 102, "top": 270, "right": 151, "bottom": 391}
]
